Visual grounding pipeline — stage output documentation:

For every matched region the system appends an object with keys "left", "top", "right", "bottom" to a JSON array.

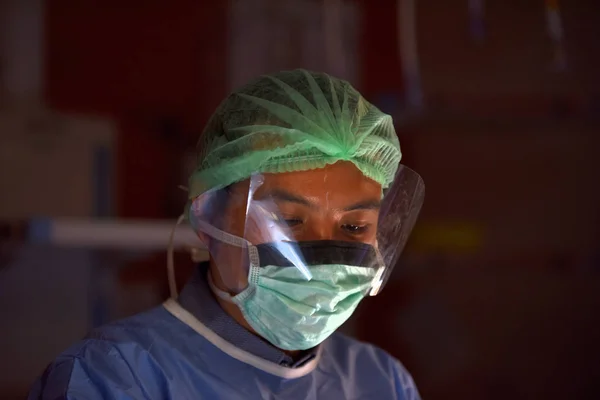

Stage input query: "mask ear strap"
[
  {"left": 168, "top": 202, "right": 252, "bottom": 299},
  {"left": 206, "top": 269, "right": 236, "bottom": 303},
  {"left": 189, "top": 216, "right": 261, "bottom": 287},
  {"left": 193, "top": 218, "right": 250, "bottom": 248}
]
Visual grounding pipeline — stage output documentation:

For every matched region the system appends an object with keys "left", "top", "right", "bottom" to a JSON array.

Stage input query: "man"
[{"left": 30, "top": 70, "right": 425, "bottom": 399}]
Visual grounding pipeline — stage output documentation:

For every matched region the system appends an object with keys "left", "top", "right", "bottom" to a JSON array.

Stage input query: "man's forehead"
[
  {"left": 254, "top": 163, "right": 382, "bottom": 209},
  {"left": 225, "top": 162, "right": 382, "bottom": 205}
]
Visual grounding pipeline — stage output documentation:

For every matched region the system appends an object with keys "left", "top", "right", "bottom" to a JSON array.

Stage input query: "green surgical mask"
[{"left": 209, "top": 241, "right": 385, "bottom": 351}]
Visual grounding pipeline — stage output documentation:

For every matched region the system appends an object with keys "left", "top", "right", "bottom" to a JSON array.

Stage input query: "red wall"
[
  {"left": 359, "top": 0, "right": 404, "bottom": 99},
  {"left": 359, "top": 0, "right": 418, "bottom": 165},
  {"left": 45, "top": 1, "right": 228, "bottom": 218}
]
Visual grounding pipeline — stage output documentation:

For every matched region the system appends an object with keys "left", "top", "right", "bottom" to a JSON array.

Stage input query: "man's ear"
[{"left": 189, "top": 194, "right": 212, "bottom": 247}]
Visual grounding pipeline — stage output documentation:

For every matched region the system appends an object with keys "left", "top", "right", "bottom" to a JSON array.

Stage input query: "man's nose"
[{"left": 301, "top": 220, "right": 335, "bottom": 241}]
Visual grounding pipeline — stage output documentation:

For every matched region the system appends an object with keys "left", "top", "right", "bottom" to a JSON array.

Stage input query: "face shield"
[
  {"left": 188, "top": 162, "right": 424, "bottom": 298},
  {"left": 177, "top": 70, "right": 426, "bottom": 349}
]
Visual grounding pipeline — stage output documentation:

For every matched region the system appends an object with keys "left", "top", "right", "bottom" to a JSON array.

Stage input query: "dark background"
[{"left": 1, "top": 0, "right": 599, "bottom": 398}]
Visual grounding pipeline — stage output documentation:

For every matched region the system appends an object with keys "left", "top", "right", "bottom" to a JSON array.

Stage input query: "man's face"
[{"left": 208, "top": 161, "right": 382, "bottom": 291}]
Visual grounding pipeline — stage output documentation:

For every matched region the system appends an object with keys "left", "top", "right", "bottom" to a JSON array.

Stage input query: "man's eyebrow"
[
  {"left": 343, "top": 199, "right": 381, "bottom": 212},
  {"left": 259, "top": 189, "right": 315, "bottom": 208}
]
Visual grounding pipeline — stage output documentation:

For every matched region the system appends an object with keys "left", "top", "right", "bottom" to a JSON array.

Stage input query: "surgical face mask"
[{"left": 208, "top": 240, "right": 385, "bottom": 351}]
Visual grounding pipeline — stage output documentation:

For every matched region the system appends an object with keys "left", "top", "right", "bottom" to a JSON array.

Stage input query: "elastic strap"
[
  {"left": 167, "top": 215, "right": 186, "bottom": 299},
  {"left": 207, "top": 270, "right": 236, "bottom": 304}
]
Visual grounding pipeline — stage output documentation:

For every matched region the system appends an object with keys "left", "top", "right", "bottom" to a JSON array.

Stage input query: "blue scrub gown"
[{"left": 29, "top": 264, "right": 420, "bottom": 399}]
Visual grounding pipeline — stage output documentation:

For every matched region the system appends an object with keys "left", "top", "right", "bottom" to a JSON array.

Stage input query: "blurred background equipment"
[
  {"left": 1, "top": 0, "right": 599, "bottom": 399},
  {"left": 0, "top": 113, "right": 115, "bottom": 220},
  {"left": 545, "top": 0, "right": 567, "bottom": 71},
  {"left": 229, "top": 0, "right": 359, "bottom": 87},
  {"left": 468, "top": 0, "right": 485, "bottom": 43},
  {"left": 397, "top": 0, "right": 423, "bottom": 111}
]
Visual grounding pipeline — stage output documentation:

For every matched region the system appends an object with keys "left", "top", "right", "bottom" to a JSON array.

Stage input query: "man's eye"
[
  {"left": 341, "top": 224, "right": 369, "bottom": 234},
  {"left": 284, "top": 218, "right": 303, "bottom": 227}
]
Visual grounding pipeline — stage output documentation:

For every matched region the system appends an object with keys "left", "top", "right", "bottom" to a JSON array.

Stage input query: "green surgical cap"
[{"left": 188, "top": 69, "right": 402, "bottom": 198}]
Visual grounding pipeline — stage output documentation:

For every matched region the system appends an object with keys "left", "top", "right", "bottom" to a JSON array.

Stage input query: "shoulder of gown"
[
  {"left": 29, "top": 306, "right": 421, "bottom": 400},
  {"left": 28, "top": 306, "right": 188, "bottom": 400}
]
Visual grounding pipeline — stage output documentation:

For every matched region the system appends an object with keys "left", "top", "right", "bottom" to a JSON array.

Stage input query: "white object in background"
[
  {"left": 397, "top": 0, "right": 424, "bottom": 111},
  {"left": 229, "top": 0, "right": 358, "bottom": 90},
  {"left": 27, "top": 218, "right": 207, "bottom": 254},
  {"left": 0, "top": 0, "right": 43, "bottom": 107},
  {"left": 0, "top": 112, "right": 116, "bottom": 219}
]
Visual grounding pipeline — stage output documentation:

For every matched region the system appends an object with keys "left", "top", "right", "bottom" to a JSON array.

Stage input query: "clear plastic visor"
[{"left": 189, "top": 162, "right": 424, "bottom": 296}]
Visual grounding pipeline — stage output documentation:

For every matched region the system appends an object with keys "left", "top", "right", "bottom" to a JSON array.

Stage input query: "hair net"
[{"left": 188, "top": 69, "right": 402, "bottom": 199}]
